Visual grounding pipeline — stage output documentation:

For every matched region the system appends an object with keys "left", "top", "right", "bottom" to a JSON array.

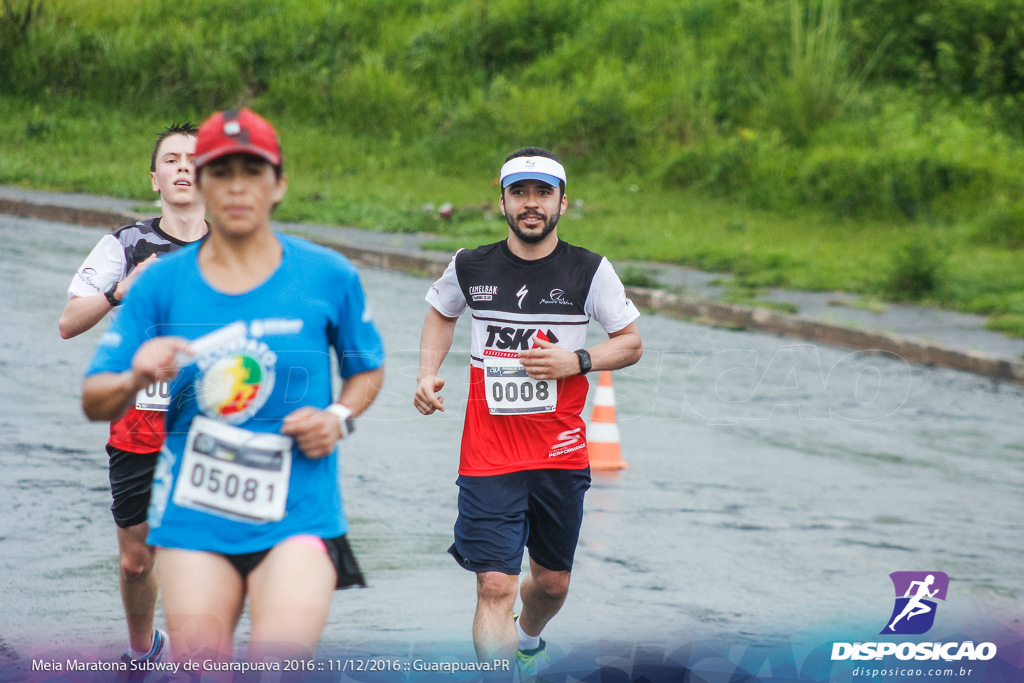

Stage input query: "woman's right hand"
[{"left": 131, "top": 337, "right": 192, "bottom": 390}]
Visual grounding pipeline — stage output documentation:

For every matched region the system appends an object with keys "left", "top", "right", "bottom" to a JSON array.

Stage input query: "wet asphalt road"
[{"left": 1, "top": 214, "right": 1022, "bottom": 669}]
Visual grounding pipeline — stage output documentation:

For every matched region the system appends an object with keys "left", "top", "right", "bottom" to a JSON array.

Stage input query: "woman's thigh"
[
  {"left": 156, "top": 547, "right": 246, "bottom": 663},
  {"left": 246, "top": 538, "right": 336, "bottom": 657}
]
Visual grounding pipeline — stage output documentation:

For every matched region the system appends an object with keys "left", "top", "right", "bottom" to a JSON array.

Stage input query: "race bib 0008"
[{"left": 483, "top": 351, "right": 556, "bottom": 415}]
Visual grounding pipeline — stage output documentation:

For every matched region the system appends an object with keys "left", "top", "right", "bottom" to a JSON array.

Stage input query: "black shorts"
[
  {"left": 449, "top": 467, "right": 591, "bottom": 575},
  {"left": 107, "top": 444, "right": 159, "bottom": 529},
  {"left": 222, "top": 535, "right": 366, "bottom": 590}
]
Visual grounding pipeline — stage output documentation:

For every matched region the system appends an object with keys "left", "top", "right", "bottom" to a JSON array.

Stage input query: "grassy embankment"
[{"left": 2, "top": 0, "right": 1024, "bottom": 338}]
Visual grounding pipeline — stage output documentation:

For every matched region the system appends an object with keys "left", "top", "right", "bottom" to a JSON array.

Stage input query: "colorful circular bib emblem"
[{"left": 196, "top": 352, "right": 275, "bottom": 424}]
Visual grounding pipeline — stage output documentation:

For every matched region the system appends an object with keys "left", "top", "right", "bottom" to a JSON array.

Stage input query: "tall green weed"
[
  {"left": 755, "top": 0, "right": 888, "bottom": 144},
  {"left": 882, "top": 238, "right": 949, "bottom": 302}
]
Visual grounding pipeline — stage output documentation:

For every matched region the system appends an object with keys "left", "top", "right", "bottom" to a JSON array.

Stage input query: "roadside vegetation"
[{"left": 2, "top": 0, "right": 1023, "bottom": 336}]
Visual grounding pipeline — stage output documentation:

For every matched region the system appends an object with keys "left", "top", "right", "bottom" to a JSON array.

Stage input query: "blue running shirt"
[{"left": 87, "top": 234, "right": 385, "bottom": 553}]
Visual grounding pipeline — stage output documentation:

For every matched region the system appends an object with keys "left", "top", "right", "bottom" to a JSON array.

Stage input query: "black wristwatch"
[
  {"left": 574, "top": 348, "right": 592, "bottom": 375},
  {"left": 104, "top": 281, "right": 122, "bottom": 307}
]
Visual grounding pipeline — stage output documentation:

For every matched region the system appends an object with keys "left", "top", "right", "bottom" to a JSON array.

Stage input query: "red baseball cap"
[{"left": 195, "top": 109, "right": 281, "bottom": 169}]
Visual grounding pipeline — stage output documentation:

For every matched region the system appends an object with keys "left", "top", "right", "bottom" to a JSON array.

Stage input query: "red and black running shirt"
[{"left": 426, "top": 239, "right": 640, "bottom": 476}]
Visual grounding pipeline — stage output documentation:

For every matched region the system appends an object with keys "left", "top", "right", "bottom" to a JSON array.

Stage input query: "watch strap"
[
  {"left": 104, "top": 281, "right": 121, "bottom": 307},
  {"left": 326, "top": 403, "right": 356, "bottom": 439},
  {"left": 574, "top": 348, "right": 592, "bottom": 375}
]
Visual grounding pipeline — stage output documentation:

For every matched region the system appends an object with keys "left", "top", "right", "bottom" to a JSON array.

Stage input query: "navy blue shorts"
[{"left": 449, "top": 468, "right": 591, "bottom": 575}]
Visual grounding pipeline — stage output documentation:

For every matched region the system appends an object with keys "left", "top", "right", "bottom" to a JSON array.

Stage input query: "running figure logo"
[{"left": 880, "top": 571, "right": 949, "bottom": 635}]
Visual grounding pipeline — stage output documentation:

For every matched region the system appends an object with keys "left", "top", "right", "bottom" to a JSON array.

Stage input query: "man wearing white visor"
[{"left": 415, "top": 147, "right": 643, "bottom": 679}]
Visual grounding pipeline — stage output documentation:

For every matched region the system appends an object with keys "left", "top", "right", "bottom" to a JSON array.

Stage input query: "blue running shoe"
[{"left": 120, "top": 628, "right": 168, "bottom": 666}]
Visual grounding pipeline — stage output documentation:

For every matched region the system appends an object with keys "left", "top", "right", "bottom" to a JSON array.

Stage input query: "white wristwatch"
[{"left": 325, "top": 403, "right": 356, "bottom": 439}]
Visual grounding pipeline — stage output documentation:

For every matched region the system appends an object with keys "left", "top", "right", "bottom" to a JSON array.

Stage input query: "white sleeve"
[
  {"left": 584, "top": 258, "right": 641, "bottom": 333},
  {"left": 67, "top": 234, "right": 127, "bottom": 300},
  {"left": 424, "top": 252, "right": 468, "bottom": 318}
]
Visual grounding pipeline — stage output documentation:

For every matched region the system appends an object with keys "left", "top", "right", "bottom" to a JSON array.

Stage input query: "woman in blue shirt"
[{"left": 83, "top": 109, "right": 386, "bottom": 663}]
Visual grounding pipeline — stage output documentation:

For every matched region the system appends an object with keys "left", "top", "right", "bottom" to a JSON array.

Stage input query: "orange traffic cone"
[{"left": 587, "top": 371, "right": 628, "bottom": 470}]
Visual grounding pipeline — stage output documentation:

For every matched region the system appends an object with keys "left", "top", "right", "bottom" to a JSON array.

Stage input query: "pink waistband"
[{"left": 286, "top": 534, "right": 328, "bottom": 553}]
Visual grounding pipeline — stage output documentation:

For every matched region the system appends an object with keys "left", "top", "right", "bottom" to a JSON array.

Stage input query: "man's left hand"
[{"left": 519, "top": 336, "right": 583, "bottom": 380}]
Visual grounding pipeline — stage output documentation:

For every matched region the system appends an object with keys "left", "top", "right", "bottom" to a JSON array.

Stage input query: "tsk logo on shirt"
[{"left": 484, "top": 326, "right": 559, "bottom": 350}]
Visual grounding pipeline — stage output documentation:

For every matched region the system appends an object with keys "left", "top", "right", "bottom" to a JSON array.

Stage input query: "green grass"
[
  {"left": 618, "top": 266, "right": 663, "bottom": 290},
  {"left": 2, "top": 0, "right": 1024, "bottom": 337},
  {"left": 3, "top": 93, "right": 1023, "bottom": 337},
  {"left": 4, "top": 95, "right": 1019, "bottom": 335},
  {"left": 986, "top": 314, "right": 1024, "bottom": 340},
  {"left": 722, "top": 287, "right": 801, "bottom": 314},
  {"left": 827, "top": 297, "right": 890, "bottom": 314}
]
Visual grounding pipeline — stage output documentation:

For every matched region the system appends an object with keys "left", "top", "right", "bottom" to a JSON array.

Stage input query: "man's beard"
[{"left": 507, "top": 211, "right": 559, "bottom": 244}]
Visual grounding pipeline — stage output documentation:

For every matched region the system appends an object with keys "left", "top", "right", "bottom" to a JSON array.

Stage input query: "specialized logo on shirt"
[
  {"left": 485, "top": 326, "right": 559, "bottom": 350},
  {"left": 195, "top": 339, "right": 277, "bottom": 425},
  {"left": 539, "top": 288, "right": 574, "bottom": 306},
  {"left": 517, "top": 285, "right": 528, "bottom": 309},
  {"left": 470, "top": 285, "right": 498, "bottom": 302}
]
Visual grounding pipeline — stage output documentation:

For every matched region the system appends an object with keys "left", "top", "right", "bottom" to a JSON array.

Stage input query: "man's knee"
[
  {"left": 476, "top": 572, "right": 518, "bottom": 605},
  {"left": 531, "top": 567, "right": 570, "bottom": 600},
  {"left": 120, "top": 549, "right": 154, "bottom": 578},
  {"left": 118, "top": 533, "right": 155, "bottom": 578}
]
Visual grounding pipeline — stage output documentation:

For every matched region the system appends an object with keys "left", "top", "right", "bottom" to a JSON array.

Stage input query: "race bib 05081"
[{"left": 173, "top": 416, "right": 292, "bottom": 523}]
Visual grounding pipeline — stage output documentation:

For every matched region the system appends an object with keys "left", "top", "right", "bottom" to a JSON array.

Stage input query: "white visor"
[{"left": 499, "top": 156, "right": 567, "bottom": 189}]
